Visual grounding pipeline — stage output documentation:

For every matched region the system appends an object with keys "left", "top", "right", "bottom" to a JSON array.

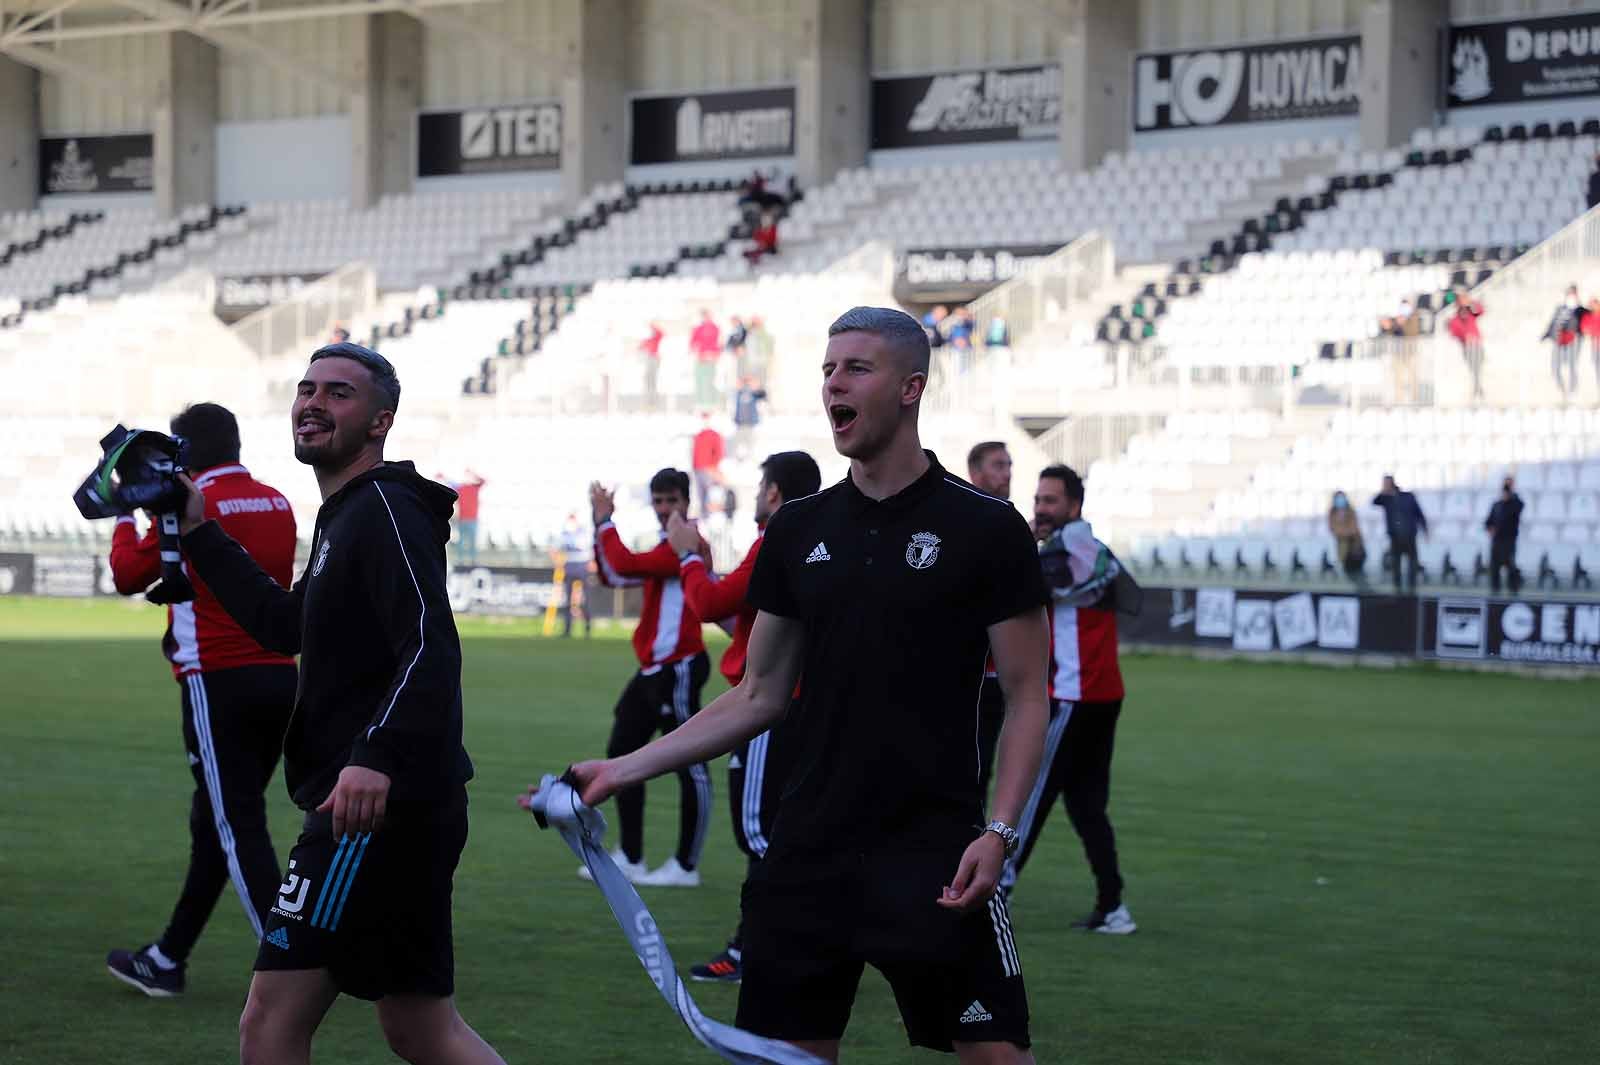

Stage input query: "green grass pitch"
[{"left": 0, "top": 596, "right": 1594, "bottom": 1064}]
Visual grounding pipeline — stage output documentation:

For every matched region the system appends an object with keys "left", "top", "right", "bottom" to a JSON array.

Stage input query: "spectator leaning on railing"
[
  {"left": 1446, "top": 289, "right": 1486, "bottom": 403},
  {"left": 1543, "top": 285, "right": 1585, "bottom": 400}
]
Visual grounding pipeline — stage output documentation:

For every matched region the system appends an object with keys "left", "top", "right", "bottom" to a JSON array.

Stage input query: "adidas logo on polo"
[
  {"left": 265, "top": 927, "right": 290, "bottom": 950},
  {"left": 805, "top": 542, "right": 831, "bottom": 564},
  {"left": 959, "top": 1001, "right": 993, "bottom": 1024}
]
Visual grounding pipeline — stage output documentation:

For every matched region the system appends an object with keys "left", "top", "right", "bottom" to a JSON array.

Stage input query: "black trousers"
[
  {"left": 975, "top": 674, "right": 1006, "bottom": 801},
  {"left": 999, "top": 700, "right": 1124, "bottom": 911},
  {"left": 606, "top": 653, "right": 711, "bottom": 869},
  {"left": 724, "top": 715, "right": 794, "bottom": 951},
  {"left": 157, "top": 664, "right": 295, "bottom": 962},
  {"left": 1388, "top": 535, "right": 1421, "bottom": 594},
  {"left": 1489, "top": 538, "right": 1521, "bottom": 594}
]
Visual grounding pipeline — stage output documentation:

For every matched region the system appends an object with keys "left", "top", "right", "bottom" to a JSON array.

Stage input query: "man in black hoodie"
[{"left": 177, "top": 343, "right": 505, "bottom": 1065}]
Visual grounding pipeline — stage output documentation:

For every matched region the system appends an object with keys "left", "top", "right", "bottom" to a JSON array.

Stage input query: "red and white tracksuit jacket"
[
  {"left": 108, "top": 464, "right": 297, "bottom": 679},
  {"left": 679, "top": 531, "right": 762, "bottom": 687},
  {"left": 594, "top": 520, "right": 706, "bottom": 671},
  {"left": 1046, "top": 519, "right": 1125, "bottom": 703}
]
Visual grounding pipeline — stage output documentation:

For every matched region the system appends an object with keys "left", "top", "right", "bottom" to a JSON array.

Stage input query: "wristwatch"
[{"left": 983, "top": 820, "right": 1020, "bottom": 859}]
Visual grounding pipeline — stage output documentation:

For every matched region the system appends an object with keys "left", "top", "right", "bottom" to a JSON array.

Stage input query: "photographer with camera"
[
  {"left": 174, "top": 343, "right": 504, "bottom": 1065},
  {"left": 104, "top": 402, "right": 298, "bottom": 998}
]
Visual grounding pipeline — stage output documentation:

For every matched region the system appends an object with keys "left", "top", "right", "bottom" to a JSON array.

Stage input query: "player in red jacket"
[
  {"left": 666, "top": 450, "right": 821, "bottom": 983},
  {"left": 103, "top": 403, "right": 299, "bottom": 997},
  {"left": 998, "top": 465, "right": 1136, "bottom": 936},
  {"left": 591, "top": 468, "right": 711, "bottom": 887}
]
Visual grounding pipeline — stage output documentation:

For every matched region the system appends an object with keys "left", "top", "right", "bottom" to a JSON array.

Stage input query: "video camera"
[{"left": 72, "top": 425, "right": 195, "bottom": 604}]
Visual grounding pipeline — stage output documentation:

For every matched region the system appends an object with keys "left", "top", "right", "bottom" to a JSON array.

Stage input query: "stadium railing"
[
  {"left": 232, "top": 261, "right": 376, "bottom": 361},
  {"left": 964, "top": 231, "right": 1114, "bottom": 350}
]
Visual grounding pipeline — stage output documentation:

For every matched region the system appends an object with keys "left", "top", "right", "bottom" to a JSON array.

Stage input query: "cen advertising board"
[
  {"left": 1133, "top": 35, "right": 1361, "bottom": 132},
  {"left": 871, "top": 63, "right": 1061, "bottom": 149},
  {"left": 1423, "top": 597, "right": 1600, "bottom": 666},
  {"left": 1446, "top": 11, "right": 1600, "bottom": 109}
]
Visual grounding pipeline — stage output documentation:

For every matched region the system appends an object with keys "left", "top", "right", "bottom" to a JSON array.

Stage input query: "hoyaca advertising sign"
[
  {"left": 1133, "top": 35, "right": 1361, "bottom": 132},
  {"left": 871, "top": 64, "right": 1061, "bottom": 149},
  {"left": 39, "top": 135, "right": 154, "bottom": 195},
  {"left": 417, "top": 104, "right": 562, "bottom": 176},
  {"left": 1446, "top": 12, "right": 1600, "bottom": 108},
  {"left": 893, "top": 244, "right": 1061, "bottom": 303},
  {"left": 630, "top": 87, "right": 795, "bottom": 164}
]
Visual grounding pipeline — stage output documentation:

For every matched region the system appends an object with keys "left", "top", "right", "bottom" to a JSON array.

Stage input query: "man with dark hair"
[
  {"left": 1373, "top": 474, "right": 1428, "bottom": 595},
  {"left": 997, "top": 465, "right": 1135, "bottom": 936},
  {"left": 1485, "top": 475, "right": 1524, "bottom": 595},
  {"left": 105, "top": 402, "right": 298, "bottom": 997},
  {"left": 966, "top": 441, "right": 1014, "bottom": 797},
  {"left": 591, "top": 467, "right": 712, "bottom": 887},
  {"left": 554, "top": 306, "right": 1050, "bottom": 1063},
  {"left": 664, "top": 450, "right": 823, "bottom": 983},
  {"left": 175, "top": 342, "right": 505, "bottom": 1065}
]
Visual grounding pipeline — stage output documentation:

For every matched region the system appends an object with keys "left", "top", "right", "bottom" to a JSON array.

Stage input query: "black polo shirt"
[{"left": 747, "top": 452, "right": 1047, "bottom": 860}]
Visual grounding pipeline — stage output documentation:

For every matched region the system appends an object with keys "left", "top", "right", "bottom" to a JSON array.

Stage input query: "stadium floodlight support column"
[
  {"left": 1359, "top": 0, "right": 1448, "bottom": 152},
  {"left": 560, "top": 0, "right": 625, "bottom": 204},
  {"left": 350, "top": 12, "right": 421, "bottom": 210},
  {"left": 794, "top": 0, "right": 868, "bottom": 190},
  {"left": 0, "top": 55, "right": 38, "bottom": 213},
  {"left": 1059, "top": 0, "right": 1136, "bottom": 173},
  {"left": 153, "top": 32, "right": 217, "bottom": 219}
]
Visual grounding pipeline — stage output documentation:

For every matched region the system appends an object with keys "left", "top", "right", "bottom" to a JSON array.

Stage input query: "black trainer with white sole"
[{"left": 106, "top": 946, "right": 185, "bottom": 997}]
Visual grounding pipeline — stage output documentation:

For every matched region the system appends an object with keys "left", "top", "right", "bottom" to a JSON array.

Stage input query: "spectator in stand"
[
  {"left": 440, "top": 470, "right": 487, "bottom": 567},
  {"left": 640, "top": 321, "right": 664, "bottom": 411},
  {"left": 690, "top": 413, "right": 725, "bottom": 519},
  {"left": 329, "top": 324, "right": 351, "bottom": 344},
  {"left": 724, "top": 315, "right": 748, "bottom": 363},
  {"left": 1384, "top": 298, "right": 1421, "bottom": 402},
  {"left": 1543, "top": 285, "right": 1585, "bottom": 400},
  {"left": 690, "top": 310, "right": 722, "bottom": 408},
  {"left": 947, "top": 306, "right": 975, "bottom": 351},
  {"left": 1326, "top": 491, "right": 1367, "bottom": 591},
  {"left": 558, "top": 513, "right": 592, "bottom": 638},
  {"left": 744, "top": 316, "right": 773, "bottom": 385},
  {"left": 744, "top": 212, "right": 779, "bottom": 268},
  {"left": 731, "top": 376, "right": 768, "bottom": 460},
  {"left": 1484, "top": 476, "right": 1524, "bottom": 595},
  {"left": 1447, "top": 290, "right": 1486, "bottom": 403},
  {"left": 1588, "top": 153, "right": 1600, "bottom": 210},
  {"left": 985, "top": 314, "right": 1011, "bottom": 349},
  {"left": 1373, "top": 475, "right": 1428, "bottom": 596},
  {"left": 1585, "top": 297, "right": 1600, "bottom": 394},
  {"left": 922, "top": 304, "right": 948, "bottom": 349}
]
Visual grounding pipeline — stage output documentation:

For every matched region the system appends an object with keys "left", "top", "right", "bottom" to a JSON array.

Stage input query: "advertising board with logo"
[
  {"left": 445, "top": 565, "right": 637, "bottom": 619},
  {"left": 39, "top": 135, "right": 154, "bottom": 195},
  {"left": 417, "top": 104, "right": 562, "bottom": 177},
  {"left": 1127, "top": 587, "right": 1411, "bottom": 656},
  {"left": 893, "top": 243, "right": 1061, "bottom": 303},
  {"left": 1446, "top": 12, "right": 1600, "bottom": 109},
  {"left": 871, "top": 64, "right": 1061, "bottom": 149},
  {"left": 629, "top": 87, "right": 795, "bottom": 165},
  {"left": 1422, "top": 597, "right": 1600, "bottom": 666},
  {"left": 1133, "top": 35, "right": 1361, "bottom": 132},
  {"left": 213, "top": 273, "right": 326, "bottom": 323}
]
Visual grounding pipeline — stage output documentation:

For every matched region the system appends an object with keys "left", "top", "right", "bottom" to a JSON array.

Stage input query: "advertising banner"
[
  {"left": 1446, "top": 12, "right": 1600, "bottom": 109},
  {"left": 1422, "top": 596, "right": 1600, "bottom": 666},
  {"left": 871, "top": 64, "right": 1061, "bottom": 149},
  {"left": 39, "top": 135, "right": 154, "bottom": 195},
  {"left": 0, "top": 553, "right": 34, "bottom": 596},
  {"left": 417, "top": 104, "right": 562, "bottom": 176},
  {"left": 1133, "top": 35, "right": 1361, "bottom": 132},
  {"left": 446, "top": 565, "right": 636, "bottom": 619},
  {"left": 213, "top": 274, "right": 326, "bottom": 323},
  {"left": 630, "top": 87, "right": 795, "bottom": 164},
  {"left": 893, "top": 243, "right": 1061, "bottom": 303},
  {"left": 1125, "top": 586, "right": 1414, "bottom": 656}
]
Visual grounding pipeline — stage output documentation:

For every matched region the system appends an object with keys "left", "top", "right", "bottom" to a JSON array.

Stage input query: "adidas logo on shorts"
[
  {"left": 805, "top": 542, "right": 831, "bottom": 564},
  {"left": 959, "top": 1000, "right": 993, "bottom": 1024},
  {"left": 265, "top": 927, "right": 290, "bottom": 950}
]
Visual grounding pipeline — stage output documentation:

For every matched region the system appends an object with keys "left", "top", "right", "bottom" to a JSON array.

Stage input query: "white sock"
[
  {"left": 726, "top": 947, "right": 742, "bottom": 962},
  {"left": 146, "top": 945, "right": 179, "bottom": 971}
]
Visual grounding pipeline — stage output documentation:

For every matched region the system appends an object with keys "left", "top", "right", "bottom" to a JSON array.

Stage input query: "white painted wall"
[
  {"left": 625, "top": 156, "right": 793, "bottom": 186},
  {"left": 39, "top": 38, "right": 161, "bottom": 135},
  {"left": 869, "top": 0, "right": 1057, "bottom": 74},
  {"left": 218, "top": 17, "right": 362, "bottom": 122},
  {"left": 414, "top": 171, "right": 564, "bottom": 195},
  {"left": 1132, "top": 115, "right": 1359, "bottom": 151},
  {"left": 1450, "top": 0, "right": 1600, "bottom": 20},
  {"left": 421, "top": 3, "right": 570, "bottom": 108},
  {"left": 628, "top": 0, "right": 799, "bottom": 93},
  {"left": 1136, "top": 0, "right": 1363, "bottom": 51},
  {"left": 216, "top": 117, "right": 353, "bottom": 203}
]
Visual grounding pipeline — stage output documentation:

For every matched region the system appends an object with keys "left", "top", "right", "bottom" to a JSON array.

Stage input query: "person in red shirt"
[
  {"left": 997, "top": 465, "right": 1135, "bottom": 937},
  {"left": 103, "top": 403, "right": 299, "bottom": 997},
  {"left": 1446, "top": 290, "right": 1486, "bottom": 403},
  {"left": 665, "top": 450, "right": 821, "bottom": 983},
  {"left": 443, "top": 470, "right": 486, "bottom": 567},
  {"left": 591, "top": 468, "right": 711, "bottom": 887},
  {"left": 744, "top": 213, "right": 779, "bottom": 267},
  {"left": 690, "top": 412, "right": 725, "bottom": 519},
  {"left": 690, "top": 309, "right": 722, "bottom": 408},
  {"left": 640, "top": 321, "right": 665, "bottom": 410}
]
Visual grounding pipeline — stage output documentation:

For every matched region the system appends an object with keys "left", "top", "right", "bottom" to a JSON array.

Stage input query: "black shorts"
[
  {"left": 736, "top": 844, "right": 1029, "bottom": 1052},
  {"left": 255, "top": 789, "right": 468, "bottom": 1000}
]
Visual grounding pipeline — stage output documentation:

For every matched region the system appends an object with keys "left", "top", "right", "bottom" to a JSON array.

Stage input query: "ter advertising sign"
[
  {"left": 417, "top": 104, "right": 562, "bottom": 176},
  {"left": 871, "top": 64, "right": 1061, "bottom": 149},
  {"left": 1133, "top": 35, "right": 1361, "bottom": 132},
  {"left": 1447, "top": 12, "right": 1600, "bottom": 108}
]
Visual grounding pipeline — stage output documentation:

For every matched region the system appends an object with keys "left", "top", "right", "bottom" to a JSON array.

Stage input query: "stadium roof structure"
[{"left": 0, "top": 0, "right": 549, "bottom": 94}]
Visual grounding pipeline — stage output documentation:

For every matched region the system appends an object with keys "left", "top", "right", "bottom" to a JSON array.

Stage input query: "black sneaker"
[
  {"left": 689, "top": 949, "right": 742, "bottom": 983},
  {"left": 106, "top": 945, "right": 185, "bottom": 997}
]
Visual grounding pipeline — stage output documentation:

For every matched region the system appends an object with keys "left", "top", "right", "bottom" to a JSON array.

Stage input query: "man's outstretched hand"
[
  {"left": 936, "top": 831, "right": 1006, "bottom": 911},
  {"left": 518, "top": 759, "right": 625, "bottom": 813}
]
